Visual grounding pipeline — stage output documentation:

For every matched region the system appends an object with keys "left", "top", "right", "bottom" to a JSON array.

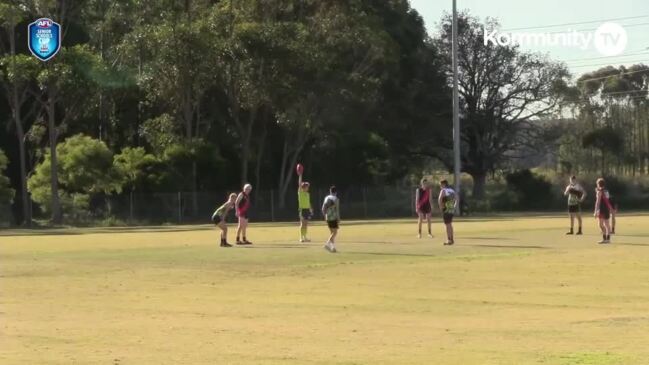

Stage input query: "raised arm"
[{"left": 235, "top": 193, "right": 243, "bottom": 210}]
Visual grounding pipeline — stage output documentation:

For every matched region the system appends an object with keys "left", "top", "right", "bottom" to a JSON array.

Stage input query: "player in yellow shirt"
[{"left": 297, "top": 169, "right": 314, "bottom": 242}]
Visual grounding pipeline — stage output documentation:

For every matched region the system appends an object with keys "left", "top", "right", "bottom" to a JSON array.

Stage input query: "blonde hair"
[
  {"left": 228, "top": 193, "right": 237, "bottom": 201},
  {"left": 243, "top": 183, "right": 252, "bottom": 191}
]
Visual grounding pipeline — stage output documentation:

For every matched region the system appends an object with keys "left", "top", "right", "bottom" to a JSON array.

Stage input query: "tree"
[
  {"left": 0, "top": 149, "right": 15, "bottom": 206},
  {"left": 34, "top": 45, "right": 103, "bottom": 223},
  {"left": 582, "top": 126, "right": 624, "bottom": 172},
  {"left": 435, "top": 13, "right": 569, "bottom": 198},
  {"left": 0, "top": 3, "right": 39, "bottom": 225},
  {"left": 28, "top": 134, "right": 122, "bottom": 221}
]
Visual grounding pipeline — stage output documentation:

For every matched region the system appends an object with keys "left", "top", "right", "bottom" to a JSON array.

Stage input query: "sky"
[{"left": 409, "top": 0, "right": 649, "bottom": 77}]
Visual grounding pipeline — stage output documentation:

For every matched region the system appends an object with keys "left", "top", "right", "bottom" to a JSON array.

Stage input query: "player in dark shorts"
[
  {"left": 321, "top": 186, "right": 340, "bottom": 253},
  {"left": 212, "top": 193, "right": 237, "bottom": 247},
  {"left": 564, "top": 175, "right": 586, "bottom": 235},
  {"left": 415, "top": 178, "right": 434, "bottom": 238},
  {"left": 438, "top": 179, "right": 457, "bottom": 246},
  {"left": 297, "top": 171, "right": 313, "bottom": 242},
  {"left": 235, "top": 184, "right": 253, "bottom": 245},
  {"left": 594, "top": 178, "right": 613, "bottom": 244}
]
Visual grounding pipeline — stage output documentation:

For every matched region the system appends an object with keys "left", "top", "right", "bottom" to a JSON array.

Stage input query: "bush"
[{"left": 505, "top": 169, "right": 554, "bottom": 210}]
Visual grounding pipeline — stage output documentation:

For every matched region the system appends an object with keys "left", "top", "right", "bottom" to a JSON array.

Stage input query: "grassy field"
[{"left": 2, "top": 214, "right": 649, "bottom": 365}]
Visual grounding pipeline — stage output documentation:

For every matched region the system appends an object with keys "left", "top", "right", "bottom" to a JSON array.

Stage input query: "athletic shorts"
[
  {"left": 300, "top": 209, "right": 312, "bottom": 220},
  {"left": 443, "top": 213, "right": 454, "bottom": 224},
  {"left": 568, "top": 204, "right": 581, "bottom": 213},
  {"left": 327, "top": 220, "right": 339, "bottom": 229},
  {"left": 418, "top": 204, "right": 432, "bottom": 215},
  {"left": 212, "top": 215, "right": 223, "bottom": 225},
  {"left": 237, "top": 211, "right": 249, "bottom": 220},
  {"left": 599, "top": 211, "right": 611, "bottom": 220}
]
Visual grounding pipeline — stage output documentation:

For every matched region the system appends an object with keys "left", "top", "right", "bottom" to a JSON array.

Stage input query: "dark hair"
[
  {"left": 330, "top": 185, "right": 337, "bottom": 194},
  {"left": 596, "top": 178, "right": 605, "bottom": 188},
  {"left": 440, "top": 179, "right": 449, "bottom": 187},
  {"left": 571, "top": 175, "right": 576, "bottom": 180}
]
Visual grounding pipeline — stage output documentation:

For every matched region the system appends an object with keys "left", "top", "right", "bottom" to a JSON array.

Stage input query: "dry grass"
[{"left": 2, "top": 215, "right": 649, "bottom": 364}]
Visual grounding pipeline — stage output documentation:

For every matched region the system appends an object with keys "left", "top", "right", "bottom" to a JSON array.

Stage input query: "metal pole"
[
  {"left": 129, "top": 190, "right": 134, "bottom": 224},
  {"left": 362, "top": 187, "right": 368, "bottom": 219},
  {"left": 270, "top": 189, "right": 275, "bottom": 222},
  {"left": 452, "top": 0, "right": 462, "bottom": 214},
  {"left": 178, "top": 192, "right": 182, "bottom": 224}
]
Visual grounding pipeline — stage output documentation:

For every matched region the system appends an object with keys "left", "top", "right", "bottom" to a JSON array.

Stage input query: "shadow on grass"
[
  {"left": 462, "top": 237, "right": 515, "bottom": 241},
  {"left": 0, "top": 225, "right": 214, "bottom": 237},
  {"left": 463, "top": 244, "right": 549, "bottom": 249}
]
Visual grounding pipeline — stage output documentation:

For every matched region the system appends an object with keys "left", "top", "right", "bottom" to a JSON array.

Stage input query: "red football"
[{"left": 296, "top": 163, "right": 304, "bottom": 175}]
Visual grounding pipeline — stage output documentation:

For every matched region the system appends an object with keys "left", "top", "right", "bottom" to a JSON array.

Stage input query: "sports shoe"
[
  {"left": 576, "top": 230, "right": 583, "bottom": 235},
  {"left": 243, "top": 240, "right": 253, "bottom": 245},
  {"left": 300, "top": 238, "right": 306, "bottom": 243},
  {"left": 220, "top": 242, "right": 232, "bottom": 247},
  {"left": 443, "top": 240, "right": 455, "bottom": 246},
  {"left": 427, "top": 233, "right": 433, "bottom": 238},
  {"left": 598, "top": 239, "right": 610, "bottom": 244},
  {"left": 323, "top": 242, "right": 337, "bottom": 253},
  {"left": 566, "top": 230, "right": 574, "bottom": 235},
  {"left": 417, "top": 233, "right": 422, "bottom": 239}
]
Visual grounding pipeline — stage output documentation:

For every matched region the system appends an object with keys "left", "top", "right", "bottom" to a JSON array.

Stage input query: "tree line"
[{"left": 0, "top": 0, "right": 647, "bottom": 226}]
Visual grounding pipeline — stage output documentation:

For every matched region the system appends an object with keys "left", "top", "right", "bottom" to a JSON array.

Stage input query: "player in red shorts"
[
  {"left": 415, "top": 178, "right": 434, "bottom": 238},
  {"left": 235, "top": 184, "right": 253, "bottom": 245},
  {"left": 594, "top": 178, "right": 613, "bottom": 244}
]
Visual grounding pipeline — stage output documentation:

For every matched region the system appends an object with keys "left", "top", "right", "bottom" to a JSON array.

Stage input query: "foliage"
[
  {"left": 28, "top": 134, "right": 122, "bottom": 218},
  {"left": 504, "top": 170, "right": 554, "bottom": 210},
  {"left": 0, "top": 149, "right": 15, "bottom": 204}
]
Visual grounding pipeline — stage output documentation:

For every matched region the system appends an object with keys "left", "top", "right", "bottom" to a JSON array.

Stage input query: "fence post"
[
  {"left": 270, "top": 189, "right": 275, "bottom": 222},
  {"left": 129, "top": 190, "right": 134, "bottom": 224},
  {"left": 177, "top": 192, "right": 182, "bottom": 224},
  {"left": 27, "top": 192, "right": 33, "bottom": 228},
  {"left": 362, "top": 186, "right": 368, "bottom": 219}
]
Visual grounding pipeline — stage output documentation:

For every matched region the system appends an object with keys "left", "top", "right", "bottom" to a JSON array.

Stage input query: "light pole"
[{"left": 452, "top": 0, "right": 461, "bottom": 212}]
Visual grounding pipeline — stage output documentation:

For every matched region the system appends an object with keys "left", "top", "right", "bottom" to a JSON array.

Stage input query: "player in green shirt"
[
  {"left": 564, "top": 175, "right": 586, "bottom": 235},
  {"left": 211, "top": 193, "right": 237, "bottom": 247},
  {"left": 297, "top": 170, "right": 313, "bottom": 242}
]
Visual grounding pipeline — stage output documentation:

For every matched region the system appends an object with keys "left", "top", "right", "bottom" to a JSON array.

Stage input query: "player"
[
  {"left": 594, "top": 178, "right": 613, "bottom": 244},
  {"left": 564, "top": 175, "right": 586, "bottom": 235},
  {"left": 438, "top": 179, "right": 457, "bottom": 245},
  {"left": 321, "top": 186, "right": 340, "bottom": 253},
  {"left": 211, "top": 193, "right": 237, "bottom": 247},
  {"left": 235, "top": 183, "right": 253, "bottom": 245},
  {"left": 297, "top": 170, "right": 313, "bottom": 242},
  {"left": 415, "top": 178, "right": 434, "bottom": 238}
]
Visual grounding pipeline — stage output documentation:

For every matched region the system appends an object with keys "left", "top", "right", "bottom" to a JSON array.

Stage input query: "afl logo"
[
  {"left": 28, "top": 18, "right": 61, "bottom": 61},
  {"left": 37, "top": 19, "right": 53, "bottom": 28}
]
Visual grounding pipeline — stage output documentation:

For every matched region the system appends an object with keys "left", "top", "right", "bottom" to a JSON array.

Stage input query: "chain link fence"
[{"left": 101, "top": 186, "right": 418, "bottom": 224}]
